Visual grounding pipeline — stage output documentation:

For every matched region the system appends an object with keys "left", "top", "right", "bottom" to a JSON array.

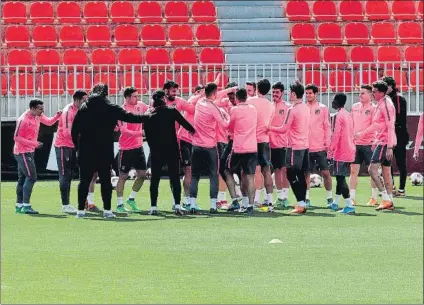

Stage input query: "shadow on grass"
[
  {"left": 28, "top": 213, "right": 68, "bottom": 219},
  {"left": 390, "top": 210, "right": 423, "bottom": 216},
  {"left": 87, "top": 217, "right": 163, "bottom": 222},
  {"left": 404, "top": 195, "right": 424, "bottom": 201},
  {"left": 352, "top": 212, "right": 377, "bottom": 217}
]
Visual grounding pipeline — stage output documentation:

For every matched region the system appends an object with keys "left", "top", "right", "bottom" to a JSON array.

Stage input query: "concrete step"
[
  {"left": 226, "top": 53, "right": 295, "bottom": 64},
  {"left": 217, "top": 6, "right": 283, "bottom": 19},
  {"left": 219, "top": 20, "right": 288, "bottom": 30},
  {"left": 222, "top": 29, "right": 290, "bottom": 42},
  {"left": 224, "top": 45, "right": 295, "bottom": 54},
  {"left": 215, "top": 1, "right": 283, "bottom": 7}
]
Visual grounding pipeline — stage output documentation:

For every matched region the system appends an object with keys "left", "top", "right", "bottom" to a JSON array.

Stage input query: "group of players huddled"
[{"left": 12, "top": 75, "right": 424, "bottom": 218}]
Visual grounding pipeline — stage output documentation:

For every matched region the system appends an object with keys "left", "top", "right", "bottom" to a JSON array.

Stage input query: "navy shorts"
[
  {"left": 118, "top": 147, "right": 147, "bottom": 174},
  {"left": 333, "top": 161, "right": 351, "bottom": 177},
  {"left": 180, "top": 140, "right": 193, "bottom": 167},
  {"left": 285, "top": 148, "right": 309, "bottom": 172},
  {"left": 228, "top": 152, "right": 258, "bottom": 175},
  {"left": 354, "top": 145, "right": 373, "bottom": 166},
  {"left": 371, "top": 144, "right": 392, "bottom": 167},
  {"left": 271, "top": 148, "right": 287, "bottom": 170},
  {"left": 257, "top": 142, "right": 271, "bottom": 167},
  {"left": 309, "top": 150, "right": 329, "bottom": 172}
]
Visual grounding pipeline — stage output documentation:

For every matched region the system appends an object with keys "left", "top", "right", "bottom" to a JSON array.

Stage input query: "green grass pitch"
[{"left": 1, "top": 177, "right": 423, "bottom": 304}]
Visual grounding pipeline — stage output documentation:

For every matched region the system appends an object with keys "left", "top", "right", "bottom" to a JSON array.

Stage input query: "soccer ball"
[
  {"left": 111, "top": 176, "right": 119, "bottom": 189},
  {"left": 310, "top": 174, "right": 322, "bottom": 188},
  {"left": 128, "top": 169, "right": 137, "bottom": 180},
  {"left": 410, "top": 172, "right": 423, "bottom": 186},
  {"left": 233, "top": 173, "right": 240, "bottom": 186}
]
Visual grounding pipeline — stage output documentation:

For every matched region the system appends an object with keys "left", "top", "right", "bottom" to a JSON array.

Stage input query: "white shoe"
[
  {"left": 148, "top": 207, "right": 159, "bottom": 215},
  {"left": 62, "top": 205, "right": 78, "bottom": 214},
  {"left": 75, "top": 211, "right": 85, "bottom": 218},
  {"left": 103, "top": 211, "right": 116, "bottom": 218}
]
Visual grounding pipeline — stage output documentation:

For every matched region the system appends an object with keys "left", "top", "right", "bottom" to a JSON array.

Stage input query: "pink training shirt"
[
  {"left": 54, "top": 103, "right": 79, "bottom": 148},
  {"left": 269, "top": 100, "right": 290, "bottom": 148},
  {"left": 269, "top": 102, "right": 310, "bottom": 150},
  {"left": 215, "top": 97, "right": 232, "bottom": 144},
  {"left": 414, "top": 113, "right": 424, "bottom": 156},
  {"left": 229, "top": 103, "right": 258, "bottom": 153},
  {"left": 329, "top": 108, "right": 355, "bottom": 162},
  {"left": 14, "top": 111, "right": 61, "bottom": 154},
  {"left": 192, "top": 98, "right": 230, "bottom": 148},
  {"left": 307, "top": 101, "right": 331, "bottom": 153},
  {"left": 246, "top": 96, "right": 274, "bottom": 143},
  {"left": 177, "top": 94, "right": 202, "bottom": 143},
  {"left": 351, "top": 102, "right": 375, "bottom": 145},
  {"left": 118, "top": 102, "right": 149, "bottom": 150}
]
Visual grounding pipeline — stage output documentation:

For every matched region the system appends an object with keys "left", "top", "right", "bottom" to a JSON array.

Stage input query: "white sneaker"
[
  {"left": 75, "top": 211, "right": 85, "bottom": 218},
  {"left": 148, "top": 207, "right": 159, "bottom": 215},
  {"left": 62, "top": 205, "right": 78, "bottom": 214},
  {"left": 103, "top": 211, "right": 116, "bottom": 218}
]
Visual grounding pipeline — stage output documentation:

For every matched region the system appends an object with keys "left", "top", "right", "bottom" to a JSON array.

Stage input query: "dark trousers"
[
  {"left": 336, "top": 176, "right": 350, "bottom": 199},
  {"left": 150, "top": 151, "right": 181, "bottom": 207},
  {"left": 190, "top": 146, "right": 219, "bottom": 199},
  {"left": 392, "top": 144, "right": 407, "bottom": 190},
  {"left": 286, "top": 168, "right": 307, "bottom": 202},
  {"left": 78, "top": 156, "right": 112, "bottom": 211},
  {"left": 56, "top": 147, "right": 74, "bottom": 206},
  {"left": 14, "top": 153, "right": 37, "bottom": 204}
]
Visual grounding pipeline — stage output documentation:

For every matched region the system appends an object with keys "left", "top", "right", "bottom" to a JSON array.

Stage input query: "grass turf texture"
[{"left": 1, "top": 177, "right": 423, "bottom": 304}]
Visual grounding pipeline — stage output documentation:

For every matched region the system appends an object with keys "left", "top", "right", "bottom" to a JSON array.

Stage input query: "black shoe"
[
  {"left": 174, "top": 208, "right": 186, "bottom": 216},
  {"left": 227, "top": 200, "right": 240, "bottom": 212},
  {"left": 209, "top": 208, "right": 218, "bottom": 214},
  {"left": 189, "top": 208, "right": 198, "bottom": 215},
  {"left": 22, "top": 206, "right": 39, "bottom": 214}
]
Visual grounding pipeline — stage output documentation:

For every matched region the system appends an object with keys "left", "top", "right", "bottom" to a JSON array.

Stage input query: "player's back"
[
  {"left": 144, "top": 106, "right": 179, "bottom": 152},
  {"left": 332, "top": 108, "right": 355, "bottom": 162},
  {"left": 246, "top": 96, "right": 274, "bottom": 143},
  {"left": 230, "top": 104, "right": 257, "bottom": 153},
  {"left": 192, "top": 99, "right": 220, "bottom": 148},
  {"left": 287, "top": 103, "right": 310, "bottom": 150}
]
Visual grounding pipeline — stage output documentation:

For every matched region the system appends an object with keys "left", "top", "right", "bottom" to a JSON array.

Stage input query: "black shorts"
[
  {"left": 180, "top": 140, "right": 193, "bottom": 167},
  {"left": 118, "top": 147, "right": 147, "bottom": 174},
  {"left": 285, "top": 148, "right": 309, "bottom": 172},
  {"left": 333, "top": 161, "right": 351, "bottom": 176},
  {"left": 191, "top": 146, "right": 219, "bottom": 177},
  {"left": 257, "top": 142, "right": 271, "bottom": 167},
  {"left": 217, "top": 142, "right": 227, "bottom": 158},
  {"left": 309, "top": 150, "right": 329, "bottom": 172},
  {"left": 271, "top": 147, "right": 287, "bottom": 170},
  {"left": 371, "top": 144, "right": 392, "bottom": 167},
  {"left": 228, "top": 152, "right": 258, "bottom": 175},
  {"left": 354, "top": 145, "right": 373, "bottom": 166}
]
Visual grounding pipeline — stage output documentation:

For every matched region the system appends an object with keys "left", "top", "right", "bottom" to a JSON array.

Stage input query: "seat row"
[
  {"left": 286, "top": 0, "right": 423, "bottom": 21},
  {"left": 296, "top": 45, "right": 424, "bottom": 68},
  {"left": 2, "top": 1, "right": 216, "bottom": 24},
  {"left": 292, "top": 21, "right": 423, "bottom": 45},
  {"left": 1, "top": 48, "right": 226, "bottom": 70},
  {"left": 3, "top": 24, "right": 221, "bottom": 48},
  {"left": 0, "top": 71, "right": 230, "bottom": 95}
]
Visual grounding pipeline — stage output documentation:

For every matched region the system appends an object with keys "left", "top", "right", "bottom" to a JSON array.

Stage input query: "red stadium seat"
[
  {"left": 199, "top": 48, "right": 225, "bottom": 65},
  {"left": 304, "top": 71, "right": 327, "bottom": 91},
  {"left": 291, "top": 23, "right": 316, "bottom": 45},
  {"left": 339, "top": 0, "right": 364, "bottom": 21},
  {"left": 141, "top": 25, "right": 166, "bottom": 46},
  {"left": 344, "top": 22, "right": 369, "bottom": 44},
  {"left": 5, "top": 25, "right": 30, "bottom": 47},
  {"left": 384, "top": 70, "right": 408, "bottom": 91},
  {"left": 419, "top": 1, "right": 423, "bottom": 19},
  {"left": 365, "top": 0, "right": 390, "bottom": 20},
  {"left": 94, "top": 73, "right": 118, "bottom": 94},
  {"left": 192, "top": 1, "right": 217, "bottom": 22},
  {"left": 57, "top": 1, "right": 81, "bottom": 24},
  {"left": 398, "top": 22, "right": 423, "bottom": 44},
  {"left": 118, "top": 49, "right": 143, "bottom": 69},
  {"left": 10, "top": 73, "right": 35, "bottom": 95},
  {"left": 410, "top": 69, "right": 424, "bottom": 91},
  {"left": 67, "top": 73, "right": 92, "bottom": 94},
  {"left": 169, "top": 25, "right": 194, "bottom": 46},
  {"left": 392, "top": 0, "right": 416, "bottom": 20},
  {"left": 60, "top": 25, "right": 85, "bottom": 47},
  {"left": 86, "top": 25, "right": 111, "bottom": 47},
  {"left": 38, "top": 73, "right": 65, "bottom": 95},
  {"left": 110, "top": 1, "right": 135, "bottom": 23},
  {"left": 371, "top": 22, "right": 396, "bottom": 44},
  {"left": 121, "top": 72, "right": 147, "bottom": 94},
  {"left": 0, "top": 52, "right": 5, "bottom": 70},
  {"left": 323, "top": 46, "right": 348, "bottom": 69},
  {"left": 92, "top": 49, "right": 116, "bottom": 70},
  {"left": 285, "top": 0, "right": 310, "bottom": 21},
  {"left": 176, "top": 72, "right": 200, "bottom": 94},
  {"left": 115, "top": 24, "right": 139, "bottom": 47},
  {"left": 350, "top": 46, "right": 375, "bottom": 68},
  {"left": 355, "top": 70, "right": 378, "bottom": 87},
  {"left": 2, "top": 2, "right": 27, "bottom": 23},
  {"left": 150, "top": 72, "right": 173, "bottom": 90},
  {"left": 7, "top": 49, "right": 32, "bottom": 71},
  {"left": 405, "top": 46, "right": 423, "bottom": 67},
  {"left": 312, "top": 0, "right": 337, "bottom": 21},
  {"left": 317, "top": 23, "right": 342, "bottom": 44},
  {"left": 296, "top": 46, "right": 320, "bottom": 69},
  {"left": 32, "top": 25, "right": 57, "bottom": 47},
  {"left": 164, "top": 1, "right": 189, "bottom": 22},
  {"left": 377, "top": 46, "right": 401, "bottom": 68},
  {"left": 35, "top": 49, "right": 61, "bottom": 70},
  {"left": 172, "top": 48, "right": 197, "bottom": 68},
  {"left": 83, "top": 1, "right": 108, "bottom": 23},
  {"left": 329, "top": 71, "right": 353, "bottom": 92},
  {"left": 1, "top": 75, "right": 7, "bottom": 95},
  {"left": 196, "top": 24, "right": 220, "bottom": 46},
  {"left": 63, "top": 49, "right": 89, "bottom": 70},
  {"left": 30, "top": 1, "right": 54, "bottom": 24},
  {"left": 204, "top": 72, "right": 229, "bottom": 89},
  {"left": 137, "top": 1, "right": 162, "bottom": 23},
  {"left": 145, "top": 48, "right": 170, "bottom": 66}
]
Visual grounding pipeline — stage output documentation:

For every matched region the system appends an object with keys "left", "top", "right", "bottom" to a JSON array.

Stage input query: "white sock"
[
  {"left": 255, "top": 190, "right": 260, "bottom": 202},
  {"left": 345, "top": 198, "right": 354, "bottom": 208},
  {"left": 16, "top": 203, "right": 23, "bottom": 208},
  {"left": 306, "top": 190, "right": 310, "bottom": 200},
  {"left": 235, "top": 185, "right": 242, "bottom": 197},
  {"left": 267, "top": 193, "right": 273, "bottom": 204},
  {"left": 381, "top": 190, "right": 390, "bottom": 201},
  {"left": 183, "top": 196, "right": 189, "bottom": 205},
  {"left": 326, "top": 190, "right": 332, "bottom": 200},
  {"left": 210, "top": 198, "right": 217, "bottom": 209},
  {"left": 335, "top": 194, "right": 341, "bottom": 205},
  {"left": 103, "top": 210, "right": 111, "bottom": 213},
  {"left": 175, "top": 204, "right": 181, "bottom": 209},
  {"left": 371, "top": 188, "right": 379, "bottom": 199},
  {"left": 282, "top": 188, "right": 289, "bottom": 199},
  {"left": 117, "top": 197, "right": 123, "bottom": 206},
  {"left": 23, "top": 203, "right": 31, "bottom": 207},
  {"left": 242, "top": 197, "right": 249, "bottom": 208},
  {"left": 218, "top": 191, "right": 226, "bottom": 201},
  {"left": 350, "top": 189, "right": 356, "bottom": 200},
  {"left": 261, "top": 188, "right": 266, "bottom": 197},
  {"left": 77, "top": 210, "right": 85, "bottom": 215},
  {"left": 129, "top": 190, "right": 137, "bottom": 200},
  {"left": 87, "top": 192, "right": 94, "bottom": 205},
  {"left": 277, "top": 189, "right": 283, "bottom": 200},
  {"left": 389, "top": 194, "right": 394, "bottom": 201},
  {"left": 298, "top": 200, "right": 306, "bottom": 207},
  {"left": 150, "top": 206, "right": 157, "bottom": 211},
  {"left": 190, "top": 197, "right": 196, "bottom": 209}
]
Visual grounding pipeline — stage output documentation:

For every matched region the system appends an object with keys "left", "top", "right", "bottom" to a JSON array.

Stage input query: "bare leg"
[
  {"left": 183, "top": 166, "right": 191, "bottom": 197},
  {"left": 349, "top": 164, "right": 360, "bottom": 190},
  {"left": 321, "top": 169, "right": 332, "bottom": 191}
]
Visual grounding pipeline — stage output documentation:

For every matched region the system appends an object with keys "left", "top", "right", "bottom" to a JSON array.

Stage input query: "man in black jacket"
[
  {"left": 383, "top": 76, "right": 409, "bottom": 197},
  {"left": 71, "top": 84, "right": 152, "bottom": 218},
  {"left": 144, "top": 90, "right": 195, "bottom": 216}
]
